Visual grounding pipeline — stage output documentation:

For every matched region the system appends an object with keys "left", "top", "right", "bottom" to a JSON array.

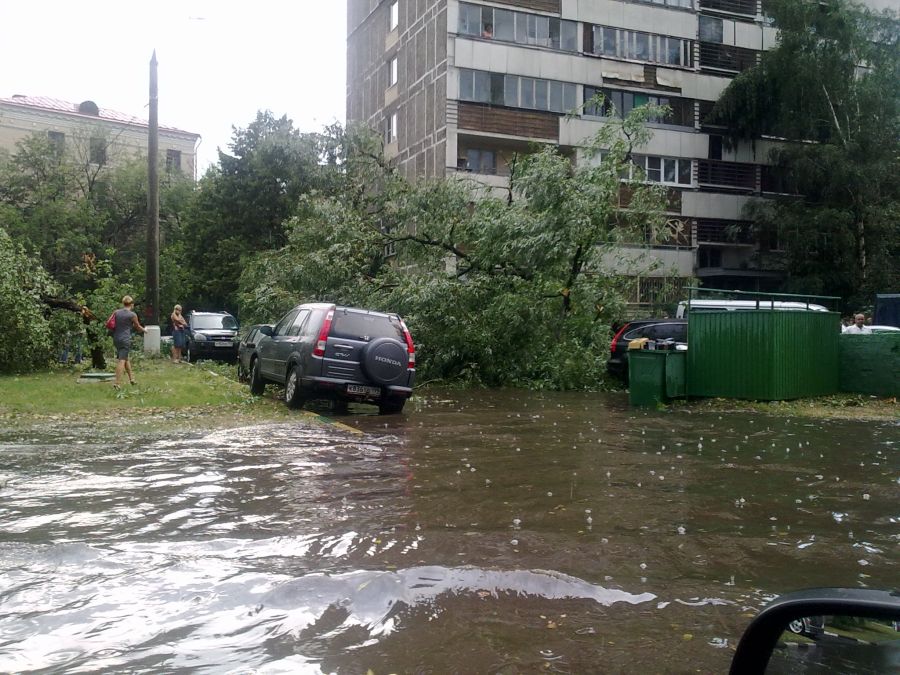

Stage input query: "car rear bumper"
[{"left": 302, "top": 375, "right": 412, "bottom": 401}]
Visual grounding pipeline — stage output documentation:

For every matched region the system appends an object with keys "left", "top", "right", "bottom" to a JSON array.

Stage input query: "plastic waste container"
[{"left": 629, "top": 350, "right": 668, "bottom": 407}]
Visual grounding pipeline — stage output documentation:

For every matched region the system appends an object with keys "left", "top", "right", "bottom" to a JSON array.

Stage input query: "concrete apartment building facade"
[
  {"left": 0, "top": 95, "right": 201, "bottom": 179},
  {"left": 347, "top": 0, "right": 888, "bottom": 305}
]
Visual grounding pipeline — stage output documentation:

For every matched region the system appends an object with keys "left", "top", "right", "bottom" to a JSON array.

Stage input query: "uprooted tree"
[{"left": 238, "top": 103, "right": 673, "bottom": 389}]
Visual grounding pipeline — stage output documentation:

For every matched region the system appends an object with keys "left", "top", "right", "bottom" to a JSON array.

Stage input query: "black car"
[
  {"left": 249, "top": 303, "right": 415, "bottom": 414},
  {"left": 607, "top": 318, "right": 687, "bottom": 381},
  {"left": 237, "top": 324, "right": 269, "bottom": 382},
  {"left": 185, "top": 311, "right": 240, "bottom": 363}
]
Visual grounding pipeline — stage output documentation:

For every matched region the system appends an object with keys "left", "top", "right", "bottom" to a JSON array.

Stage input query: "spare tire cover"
[{"left": 362, "top": 337, "right": 408, "bottom": 385}]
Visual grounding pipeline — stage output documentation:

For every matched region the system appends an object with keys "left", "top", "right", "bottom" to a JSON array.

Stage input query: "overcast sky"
[{"left": 0, "top": 0, "right": 347, "bottom": 172}]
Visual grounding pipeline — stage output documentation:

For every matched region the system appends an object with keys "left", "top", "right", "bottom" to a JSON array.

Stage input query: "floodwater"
[{"left": 0, "top": 389, "right": 896, "bottom": 674}]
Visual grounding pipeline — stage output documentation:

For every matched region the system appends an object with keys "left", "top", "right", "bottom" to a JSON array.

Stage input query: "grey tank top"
[{"left": 113, "top": 309, "right": 136, "bottom": 343}]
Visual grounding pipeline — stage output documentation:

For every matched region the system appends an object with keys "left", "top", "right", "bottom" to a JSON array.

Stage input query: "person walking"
[
  {"left": 170, "top": 304, "right": 188, "bottom": 363},
  {"left": 112, "top": 295, "right": 146, "bottom": 389},
  {"left": 842, "top": 313, "right": 872, "bottom": 334}
]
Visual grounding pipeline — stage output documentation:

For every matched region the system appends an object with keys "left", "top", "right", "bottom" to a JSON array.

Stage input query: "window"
[
  {"left": 89, "top": 137, "right": 106, "bottom": 165},
  {"left": 583, "top": 87, "right": 695, "bottom": 127},
  {"left": 461, "top": 149, "right": 497, "bottom": 174},
  {"left": 287, "top": 309, "right": 310, "bottom": 337},
  {"left": 389, "top": 1, "right": 398, "bottom": 30},
  {"left": 458, "top": 69, "right": 576, "bottom": 114},
  {"left": 274, "top": 310, "right": 300, "bottom": 337},
  {"left": 591, "top": 25, "right": 693, "bottom": 67},
  {"left": 457, "top": 3, "right": 577, "bottom": 52},
  {"left": 385, "top": 112, "right": 398, "bottom": 144},
  {"left": 606, "top": 153, "right": 693, "bottom": 186},
  {"left": 165, "top": 149, "right": 182, "bottom": 172},
  {"left": 699, "top": 15, "right": 723, "bottom": 43},
  {"left": 389, "top": 56, "right": 398, "bottom": 86},
  {"left": 47, "top": 131, "right": 65, "bottom": 155}
]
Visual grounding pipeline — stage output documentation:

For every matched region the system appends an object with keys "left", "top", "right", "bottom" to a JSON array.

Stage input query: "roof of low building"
[{"left": 0, "top": 94, "right": 199, "bottom": 138}]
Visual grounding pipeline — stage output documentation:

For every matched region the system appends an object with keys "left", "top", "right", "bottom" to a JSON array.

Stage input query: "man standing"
[
  {"left": 113, "top": 295, "right": 147, "bottom": 388},
  {"left": 842, "top": 313, "right": 872, "bottom": 334}
]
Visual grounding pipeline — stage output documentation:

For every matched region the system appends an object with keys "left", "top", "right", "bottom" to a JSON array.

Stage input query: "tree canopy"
[{"left": 710, "top": 0, "right": 899, "bottom": 308}]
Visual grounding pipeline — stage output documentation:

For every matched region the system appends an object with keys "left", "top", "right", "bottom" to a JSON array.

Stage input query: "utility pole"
[{"left": 146, "top": 49, "right": 160, "bottom": 328}]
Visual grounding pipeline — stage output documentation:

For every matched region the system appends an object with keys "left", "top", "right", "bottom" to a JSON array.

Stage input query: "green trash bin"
[
  {"left": 629, "top": 350, "right": 668, "bottom": 407},
  {"left": 665, "top": 351, "right": 686, "bottom": 399}
]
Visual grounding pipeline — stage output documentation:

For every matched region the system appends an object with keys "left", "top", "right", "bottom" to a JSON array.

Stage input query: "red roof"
[{"left": 0, "top": 94, "right": 199, "bottom": 137}]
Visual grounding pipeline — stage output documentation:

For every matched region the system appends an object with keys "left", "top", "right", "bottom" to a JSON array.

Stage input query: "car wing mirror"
[
  {"left": 258, "top": 325, "right": 274, "bottom": 337},
  {"left": 729, "top": 588, "right": 900, "bottom": 675}
]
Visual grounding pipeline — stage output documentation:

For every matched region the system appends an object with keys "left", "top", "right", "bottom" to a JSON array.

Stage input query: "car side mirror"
[
  {"left": 729, "top": 588, "right": 900, "bottom": 674},
  {"left": 258, "top": 325, "right": 274, "bottom": 337}
]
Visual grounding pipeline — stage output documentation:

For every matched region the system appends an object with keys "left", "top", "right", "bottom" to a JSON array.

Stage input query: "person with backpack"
[{"left": 110, "top": 295, "right": 146, "bottom": 389}]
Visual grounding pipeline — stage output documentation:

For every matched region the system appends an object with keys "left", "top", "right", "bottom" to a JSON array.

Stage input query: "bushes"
[{"left": 0, "top": 228, "right": 59, "bottom": 373}]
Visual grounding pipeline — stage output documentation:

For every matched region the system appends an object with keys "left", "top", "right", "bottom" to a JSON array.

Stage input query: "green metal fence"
[
  {"left": 686, "top": 310, "right": 841, "bottom": 400},
  {"left": 839, "top": 333, "right": 900, "bottom": 397}
]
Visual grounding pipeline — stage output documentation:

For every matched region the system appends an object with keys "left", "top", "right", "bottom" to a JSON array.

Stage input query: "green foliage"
[
  {"left": 180, "top": 112, "right": 342, "bottom": 311},
  {"left": 710, "top": 0, "right": 900, "bottom": 309},
  {"left": 240, "top": 111, "right": 668, "bottom": 390},
  {"left": 0, "top": 228, "right": 59, "bottom": 373}
]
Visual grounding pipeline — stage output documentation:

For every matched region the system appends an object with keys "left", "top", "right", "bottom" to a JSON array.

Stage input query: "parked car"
[
  {"left": 869, "top": 324, "right": 900, "bottom": 333},
  {"left": 185, "top": 311, "right": 240, "bottom": 363},
  {"left": 248, "top": 303, "right": 415, "bottom": 414},
  {"left": 237, "top": 324, "right": 269, "bottom": 382},
  {"left": 608, "top": 319, "right": 687, "bottom": 381},
  {"left": 676, "top": 299, "right": 828, "bottom": 318}
]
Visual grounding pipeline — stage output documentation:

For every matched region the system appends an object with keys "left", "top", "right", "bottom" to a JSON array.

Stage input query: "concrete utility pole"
[{"left": 146, "top": 49, "right": 160, "bottom": 328}]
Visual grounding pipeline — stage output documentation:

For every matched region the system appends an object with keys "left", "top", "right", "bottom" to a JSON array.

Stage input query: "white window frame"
[
  {"left": 386, "top": 112, "right": 398, "bottom": 144},
  {"left": 389, "top": 56, "right": 398, "bottom": 86},
  {"left": 389, "top": 1, "right": 399, "bottom": 31}
]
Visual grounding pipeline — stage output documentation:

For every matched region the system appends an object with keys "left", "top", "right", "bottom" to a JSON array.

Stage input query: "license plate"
[
  {"left": 214, "top": 341, "right": 232, "bottom": 347},
  {"left": 347, "top": 384, "right": 381, "bottom": 397}
]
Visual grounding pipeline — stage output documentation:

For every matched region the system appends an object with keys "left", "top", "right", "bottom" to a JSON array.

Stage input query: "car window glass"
[
  {"left": 331, "top": 311, "right": 403, "bottom": 341},
  {"left": 191, "top": 314, "right": 238, "bottom": 330},
  {"left": 288, "top": 310, "right": 310, "bottom": 337},
  {"left": 274, "top": 310, "right": 299, "bottom": 337},
  {"left": 301, "top": 309, "right": 326, "bottom": 338},
  {"left": 623, "top": 326, "right": 647, "bottom": 340},
  {"left": 673, "top": 324, "right": 687, "bottom": 341}
]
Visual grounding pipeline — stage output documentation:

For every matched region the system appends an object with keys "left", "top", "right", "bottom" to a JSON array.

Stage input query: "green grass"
[
  {"left": 0, "top": 358, "right": 248, "bottom": 413},
  {"left": 0, "top": 357, "right": 305, "bottom": 433}
]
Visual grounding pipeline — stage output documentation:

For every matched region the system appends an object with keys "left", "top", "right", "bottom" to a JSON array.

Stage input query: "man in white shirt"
[{"left": 843, "top": 313, "right": 872, "bottom": 334}]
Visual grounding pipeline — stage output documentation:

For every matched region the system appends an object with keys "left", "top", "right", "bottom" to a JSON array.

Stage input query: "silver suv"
[{"left": 248, "top": 303, "right": 415, "bottom": 414}]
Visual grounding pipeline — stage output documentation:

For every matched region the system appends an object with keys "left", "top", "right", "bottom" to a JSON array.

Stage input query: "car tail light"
[
  {"left": 399, "top": 318, "right": 416, "bottom": 369},
  {"left": 610, "top": 323, "right": 630, "bottom": 355},
  {"left": 313, "top": 309, "right": 334, "bottom": 357}
]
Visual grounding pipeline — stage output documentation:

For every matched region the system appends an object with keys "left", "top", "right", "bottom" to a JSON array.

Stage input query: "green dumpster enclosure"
[{"left": 629, "top": 350, "right": 686, "bottom": 407}]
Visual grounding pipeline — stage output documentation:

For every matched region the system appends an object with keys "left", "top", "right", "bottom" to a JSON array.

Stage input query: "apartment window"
[
  {"left": 459, "top": 68, "right": 576, "bottom": 114},
  {"left": 458, "top": 149, "right": 497, "bottom": 174},
  {"left": 47, "top": 131, "right": 65, "bottom": 155},
  {"left": 699, "top": 15, "right": 724, "bottom": 43},
  {"left": 89, "top": 137, "right": 107, "bottom": 165},
  {"left": 385, "top": 112, "right": 398, "bottom": 144},
  {"left": 457, "top": 2, "right": 577, "bottom": 51},
  {"left": 607, "top": 153, "right": 693, "bottom": 186},
  {"left": 389, "top": 1, "right": 398, "bottom": 30},
  {"left": 590, "top": 25, "right": 693, "bottom": 67},
  {"left": 166, "top": 149, "right": 182, "bottom": 172},
  {"left": 584, "top": 87, "right": 694, "bottom": 127},
  {"left": 389, "top": 56, "right": 398, "bottom": 86}
]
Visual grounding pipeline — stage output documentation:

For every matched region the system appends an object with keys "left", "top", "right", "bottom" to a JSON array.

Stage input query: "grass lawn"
[
  {"left": 668, "top": 393, "right": 899, "bottom": 422},
  {"left": 0, "top": 357, "right": 303, "bottom": 434}
]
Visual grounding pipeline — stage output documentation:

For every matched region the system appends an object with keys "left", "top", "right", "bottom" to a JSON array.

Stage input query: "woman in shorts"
[
  {"left": 112, "top": 295, "right": 146, "bottom": 388},
  {"left": 170, "top": 304, "right": 188, "bottom": 363}
]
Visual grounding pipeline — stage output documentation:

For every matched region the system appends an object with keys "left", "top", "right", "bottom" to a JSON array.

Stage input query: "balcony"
[
  {"left": 698, "top": 0, "right": 758, "bottom": 16},
  {"left": 697, "top": 160, "right": 758, "bottom": 191},
  {"left": 699, "top": 42, "right": 759, "bottom": 73},
  {"left": 696, "top": 218, "right": 755, "bottom": 245}
]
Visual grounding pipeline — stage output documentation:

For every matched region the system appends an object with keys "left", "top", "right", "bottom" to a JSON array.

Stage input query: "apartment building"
[{"left": 0, "top": 95, "right": 201, "bottom": 179}]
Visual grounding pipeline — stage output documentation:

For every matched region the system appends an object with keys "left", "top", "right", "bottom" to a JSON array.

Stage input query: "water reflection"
[{"left": 0, "top": 390, "right": 896, "bottom": 673}]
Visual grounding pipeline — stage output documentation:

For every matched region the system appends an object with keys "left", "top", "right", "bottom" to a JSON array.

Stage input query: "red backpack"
[{"left": 105, "top": 311, "right": 117, "bottom": 335}]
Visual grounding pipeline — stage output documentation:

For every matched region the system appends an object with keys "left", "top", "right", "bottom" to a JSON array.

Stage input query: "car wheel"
[
  {"left": 378, "top": 400, "right": 405, "bottom": 415},
  {"left": 284, "top": 365, "right": 306, "bottom": 409},
  {"left": 249, "top": 358, "right": 265, "bottom": 396},
  {"left": 787, "top": 619, "right": 807, "bottom": 635}
]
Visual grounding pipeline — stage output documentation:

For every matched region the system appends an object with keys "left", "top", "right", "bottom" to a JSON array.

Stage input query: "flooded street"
[{"left": 0, "top": 389, "right": 897, "bottom": 673}]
